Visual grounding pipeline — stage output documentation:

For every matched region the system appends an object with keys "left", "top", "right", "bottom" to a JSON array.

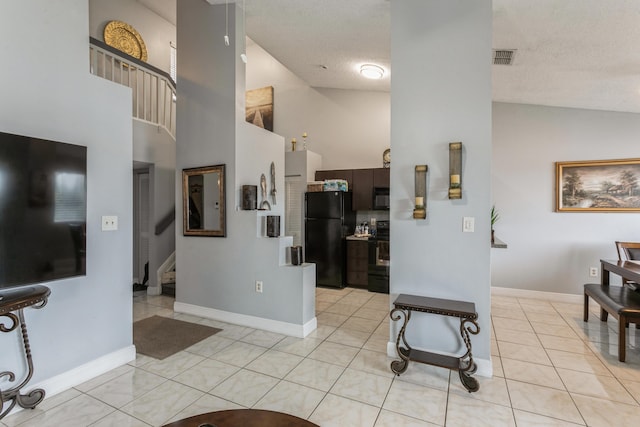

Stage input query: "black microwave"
[{"left": 373, "top": 187, "right": 390, "bottom": 210}]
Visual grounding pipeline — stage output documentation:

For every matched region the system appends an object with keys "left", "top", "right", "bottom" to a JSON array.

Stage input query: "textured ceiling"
[
  {"left": 493, "top": 0, "right": 640, "bottom": 113},
  {"left": 138, "top": 0, "right": 640, "bottom": 113},
  {"left": 242, "top": 0, "right": 390, "bottom": 92}
]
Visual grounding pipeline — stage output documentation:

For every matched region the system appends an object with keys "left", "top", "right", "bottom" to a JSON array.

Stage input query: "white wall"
[
  {"left": 176, "top": 0, "right": 314, "bottom": 333},
  {"left": 246, "top": 40, "right": 391, "bottom": 170},
  {"left": 492, "top": 102, "right": 640, "bottom": 294},
  {"left": 390, "top": 0, "right": 492, "bottom": 372},
  {"left": 0, "top": 0, "right": 133, "bottom": 392},
  {"left": 308, "top": 88, "right": 390, "bottom": 170}
]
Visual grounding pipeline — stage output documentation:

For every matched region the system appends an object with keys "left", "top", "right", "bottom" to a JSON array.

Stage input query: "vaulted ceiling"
[{"left": 139, "top": 0, "right": 640, "bottom": 113}]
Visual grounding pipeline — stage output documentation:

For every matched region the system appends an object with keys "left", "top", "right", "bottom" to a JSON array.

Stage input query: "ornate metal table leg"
[
  {"left": 390, "top": 308, "right": 411, "bottom": 375},
  {"left": 458, "top": 317, "right": 480, "bottom": 392},
  {"left": 1, "top": 310, "right": 46, "bottom": 419}
]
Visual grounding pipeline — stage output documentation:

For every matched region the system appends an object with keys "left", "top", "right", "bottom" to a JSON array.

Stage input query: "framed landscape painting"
[{"left": 556, "top": 158, "right": 640, "bottom": 212}]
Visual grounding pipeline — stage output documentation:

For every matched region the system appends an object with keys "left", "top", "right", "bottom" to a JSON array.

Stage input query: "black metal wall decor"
[
  {"left": 242, "top": 185, "right": 257, "bottom": 210},
  {"left": 266, "top": 215, "right": 280, "bottom": 237}
]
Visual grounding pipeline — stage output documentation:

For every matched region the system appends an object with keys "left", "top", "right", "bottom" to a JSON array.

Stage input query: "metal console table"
[
  {"left": 390, "top": 293, "right": 480, "bottom": 392},
  {"left": 0, "top": 285, "right": 51, "bottom": 420}
]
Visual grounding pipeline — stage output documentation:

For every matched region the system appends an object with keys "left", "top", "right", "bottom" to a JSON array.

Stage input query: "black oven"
[
  {"left": 368, "top": 221, "right": 389, "bottom": 293},
  {"left": 373, "top": 187, "right": 390, "bottom": 210}
]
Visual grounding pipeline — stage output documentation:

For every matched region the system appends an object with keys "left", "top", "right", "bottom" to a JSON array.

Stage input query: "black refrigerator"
[{"left": 305, "top": 191, "right": 356, "bottom": 288}]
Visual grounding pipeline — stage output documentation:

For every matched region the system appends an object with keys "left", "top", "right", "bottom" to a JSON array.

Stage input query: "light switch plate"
[
  {"left": 102, "top": 215, "right": 118, "bottom": 231},
  {"left": 463, "top": 217, "right": 475, "bottom": 232}
]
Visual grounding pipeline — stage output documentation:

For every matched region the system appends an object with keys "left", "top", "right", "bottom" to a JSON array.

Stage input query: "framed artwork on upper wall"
[
  {"left": 246, "top": 86, "right": 274, "bottom": 132},
  {"left": 555, "top": 158, "right": 640, "bottom": 212}
]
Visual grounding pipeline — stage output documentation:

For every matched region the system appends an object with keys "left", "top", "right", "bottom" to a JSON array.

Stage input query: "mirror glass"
[{"left": 183, "top": 164, "right": 226, "bottom": 237}]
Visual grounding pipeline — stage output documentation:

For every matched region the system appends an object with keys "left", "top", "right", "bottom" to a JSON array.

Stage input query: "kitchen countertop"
[{"left": 346, "top": 234, "right": 371, "bottom": 241}]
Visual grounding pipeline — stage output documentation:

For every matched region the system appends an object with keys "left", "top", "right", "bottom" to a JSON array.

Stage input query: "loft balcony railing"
[{"left": 89, "top": 37, "right": 176, "bottom": 138}]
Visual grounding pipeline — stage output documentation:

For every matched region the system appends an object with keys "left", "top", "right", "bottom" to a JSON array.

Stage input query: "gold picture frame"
[
  {"left": 182, "top": 165, "right": 226, "bottom": 237},
  {"left": 555, "top": 158, "right": 640, "bottom": 212}
]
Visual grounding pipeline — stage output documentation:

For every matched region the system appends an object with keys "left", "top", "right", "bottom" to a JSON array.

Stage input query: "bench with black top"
[
  {"left": 0, "top": 285, "right": 50, "bottom": 419},
  {"left": 584, "top": 283, "right": 640, "bottom": 362},
  {"left": 390, "top": 293, "right": 480, "bottom": 392}
]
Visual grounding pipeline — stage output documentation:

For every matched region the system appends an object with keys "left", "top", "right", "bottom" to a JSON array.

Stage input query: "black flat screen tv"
[{"left": 0, "top": 131, "right": 87, "bottom": 290}]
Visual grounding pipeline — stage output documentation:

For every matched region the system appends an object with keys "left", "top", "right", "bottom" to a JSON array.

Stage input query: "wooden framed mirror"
[{"left": 182, "top": 164, "right": 226, "bottom": 237}]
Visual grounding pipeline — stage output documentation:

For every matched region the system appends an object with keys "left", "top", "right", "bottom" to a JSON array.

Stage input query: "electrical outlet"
[
  {"left": 462, "top": 217, "right": 475, "bottom": 233},
  {"left": 255, "top": 280, "right": 263, "bottom": 293},
  {"left": 589, "top": 267, "right": 598, "bottom": 277},
  {"left": 101, "top": 215, "right": 118, "bottom": 231}
]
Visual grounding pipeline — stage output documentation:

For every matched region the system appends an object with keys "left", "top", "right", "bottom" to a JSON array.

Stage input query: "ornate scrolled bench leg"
[
  {"left": 390, "top": 308, "right": 411, "bottom": 374},
  {"left": 1, "top": 309, "right": 46, "bottom": 419},
  {"left": 458, "top": 317, "right": 480, "bottom": 392}
]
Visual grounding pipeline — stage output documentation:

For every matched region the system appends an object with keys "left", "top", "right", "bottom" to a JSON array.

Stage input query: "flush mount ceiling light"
[{"left": 360, "top": 64, "right": 385, "bottom": 79}]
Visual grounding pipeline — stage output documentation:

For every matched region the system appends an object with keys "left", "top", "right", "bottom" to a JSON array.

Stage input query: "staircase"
[
  {"left": 89, "top": 37, "right": 176, "bottom": 139},
  {"left": 161, "top": 268, "right": 176, "bottom": 297}
]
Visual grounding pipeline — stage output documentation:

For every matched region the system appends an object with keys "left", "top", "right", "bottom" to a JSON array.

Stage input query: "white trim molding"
[
  {"left": 5, "top": 346, "right": 135, "bottom": 418},
  {"left": 174, "top": 301, "right": 317, "bottom": 338},
  {"left": 491, "top": 286, "right": 582, "bottom": 304}
]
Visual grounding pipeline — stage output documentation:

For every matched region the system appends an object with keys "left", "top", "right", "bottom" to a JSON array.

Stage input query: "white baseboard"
[
  {"left": 491, "top": 286, "right": 582, "bottom": 304},
  {"left": 475, "top": 357, "right": 493, "bottom": 378},
  {"left": 174, "top": 301, "right": 317, "bottom": 338},
  {"left": 5, "top": 345, "right": 135, "bottom": 417},
  {"left": 36, "top": 346, "right": 136, "bottom": 396},
  {"left": 146, "top": 285, "right": 161, "bottom": 296},
  {"left": 386, "top": 341, "right": 492, "bottom": 378}
]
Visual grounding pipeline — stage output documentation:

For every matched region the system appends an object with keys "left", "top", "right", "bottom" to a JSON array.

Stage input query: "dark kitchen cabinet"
[
  {"left": 346, "top": 239, "right": 368, "bottom": 288},
  {"left": 315, "top": 167, "right": 389, "bottom": 211},
  {"left": 373, "top": 167, "right": 390, "bottom": 188},
  {"left": 352, "top": 169, "right": 374, "bottom": 211},
  {"left": 315, "top": 169, "right": 353, "bottom": 191}
]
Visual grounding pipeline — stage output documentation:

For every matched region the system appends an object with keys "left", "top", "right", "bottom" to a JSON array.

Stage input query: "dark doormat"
[{"left": 133, "top": 315, "right": 221, "bottom": 360}]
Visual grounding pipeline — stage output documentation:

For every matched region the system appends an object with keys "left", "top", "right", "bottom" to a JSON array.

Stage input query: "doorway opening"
[{"left": 133, "top": 167, "right": 150, "bottom": 292}]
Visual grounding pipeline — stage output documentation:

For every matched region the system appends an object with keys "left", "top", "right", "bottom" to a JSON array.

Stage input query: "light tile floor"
[{"left": 3, "top": 288, "right": 640, "bottom": 426}]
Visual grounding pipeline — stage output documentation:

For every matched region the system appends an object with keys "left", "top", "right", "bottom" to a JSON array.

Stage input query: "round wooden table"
[{"left": 162, "top": 409, "right": 319, "bottom": 427}]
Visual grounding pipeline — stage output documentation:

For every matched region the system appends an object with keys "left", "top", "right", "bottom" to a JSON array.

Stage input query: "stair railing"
[
  {"left": 89, "top": 37, "right": 176, "bottom": 138},
  {"left": 155, "top": 208, "right": 175, "bottom": 236}
]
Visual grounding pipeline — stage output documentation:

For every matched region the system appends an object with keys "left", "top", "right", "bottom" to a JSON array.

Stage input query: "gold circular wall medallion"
[{"left": 103, "top": 20, "right": 148, "bottom": 62}]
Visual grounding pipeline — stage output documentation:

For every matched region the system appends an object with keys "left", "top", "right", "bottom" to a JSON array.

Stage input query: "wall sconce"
[
  {"left": 413, "top": 165, "right": 428, "bottom": 219},
  {"left": 448, "top": 142, "right": 462, "bottom": 199}
]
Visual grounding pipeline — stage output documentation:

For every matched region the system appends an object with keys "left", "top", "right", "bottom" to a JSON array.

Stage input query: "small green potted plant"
[{"left": 491, "top": 205, "right": 499, "bottom": 244}]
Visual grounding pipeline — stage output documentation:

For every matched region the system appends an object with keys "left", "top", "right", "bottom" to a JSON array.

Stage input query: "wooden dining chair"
[
  {"left": 615, "top": 242, "right": 640, "bottom": 331},
  {"left": 615, "top": 241, "right": 640, "bottom": 288}
]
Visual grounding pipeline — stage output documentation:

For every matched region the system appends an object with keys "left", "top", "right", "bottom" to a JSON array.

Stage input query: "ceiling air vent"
[{"left": 493, "top": 49, "right": 516, "bottom": 65}]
